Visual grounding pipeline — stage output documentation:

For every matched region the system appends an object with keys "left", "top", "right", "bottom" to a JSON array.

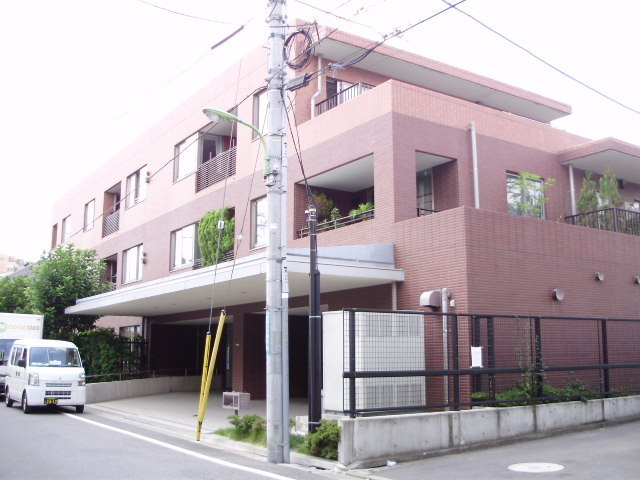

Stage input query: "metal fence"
[
  {"left": 565, "top": 207, "right": 640, "bottom": 236},
  {"left": 339, "top": 308, "right": 640, "bottom": 417}
]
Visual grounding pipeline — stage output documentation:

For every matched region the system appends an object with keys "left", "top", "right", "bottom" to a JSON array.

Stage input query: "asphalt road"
[
  {"left": 362, "top": 420, "right": 640, "bottom": 480},
  {"left": 0, "top": 402, "right": 337, "bottom": 480}
]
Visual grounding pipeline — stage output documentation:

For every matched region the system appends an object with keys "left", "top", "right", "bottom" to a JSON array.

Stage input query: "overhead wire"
[{"left": 442, "top": 1, "right": 640, "bottom": 117}]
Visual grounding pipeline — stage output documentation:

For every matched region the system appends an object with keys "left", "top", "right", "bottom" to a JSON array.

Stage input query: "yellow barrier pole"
[
  {"left": 196, "top": 310, "right": 227, "bottom": 441},
  {"left": 196, "top": 331, "right": 213, "bottom": 441}
]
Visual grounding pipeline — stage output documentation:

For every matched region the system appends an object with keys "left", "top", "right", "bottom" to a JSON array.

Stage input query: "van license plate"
[{"left": 45, "top": 398, "right": 58, "bottom": 405}]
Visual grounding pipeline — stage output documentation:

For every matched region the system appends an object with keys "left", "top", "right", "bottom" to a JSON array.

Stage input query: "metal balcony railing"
[
  {"left": 315, "top": 82, "right": 376, "bottom": 116},
  {"left": 565, "top": 207, "right": 640, "bottom": 236},
  {"left": 102, "top": 210, "right": 120, "bottom": 238},
  {"left": 196, "top": 147, "right": 237, "bottom": 192},
  {"left": 417, "top": 208, "right": 438, "bottom": 217},
  {"left": 297, "top": 209, "right": 374, "bottom": 238}
]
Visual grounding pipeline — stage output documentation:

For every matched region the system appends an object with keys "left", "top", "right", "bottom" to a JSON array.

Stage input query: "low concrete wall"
[
  {"left": 86, "top": 376, "right": 200, "bottom": 404},
  {"left": 338, "top": 396, "right": 640, "bottom": 468}
]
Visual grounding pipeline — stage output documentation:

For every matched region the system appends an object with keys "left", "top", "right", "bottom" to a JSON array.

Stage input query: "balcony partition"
[{"left": 102, "top": 210, "right": 120, "bottom": 238}]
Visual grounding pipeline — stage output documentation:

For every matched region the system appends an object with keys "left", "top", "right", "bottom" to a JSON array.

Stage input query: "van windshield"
[{"left": 29, "top": 347, "right": 82, "bottom": 367}]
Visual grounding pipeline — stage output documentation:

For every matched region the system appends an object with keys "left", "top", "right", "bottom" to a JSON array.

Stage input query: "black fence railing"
[
  {"left": 565, "top": 207, "right": 640, "bottom": 236},
  {"left": 297, "top": 209, "right": 374, "bottom": 238},
  {"left": 339, "top": 309, "right": 640, "bottom": 417},
  {"left": 315, "top": 82, "right": 376, "bottom": 116},
  {"left": 417, "top": 207, "right": 438, "bottom": 217}
]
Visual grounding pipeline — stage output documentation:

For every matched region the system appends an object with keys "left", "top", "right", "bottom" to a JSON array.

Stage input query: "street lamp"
[{"left": 203, "top": 106, "right": 290, "bottom": 463}]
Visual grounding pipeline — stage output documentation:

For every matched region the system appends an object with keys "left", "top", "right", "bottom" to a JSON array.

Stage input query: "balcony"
[
  {"left": 102, "top": 210, "right": 120, "bottom": 238},
  {"left": 196, "top": 147, "right": 237, "bottom": 192},
  {"left": 315, "top": 82, "right": 375, "bottom": 116},
  {"left": 565, "top": 208, "right": 640, "bottom": 236},
  {"left": 298, "top": 208, "right": 374, "bottom": 238}
]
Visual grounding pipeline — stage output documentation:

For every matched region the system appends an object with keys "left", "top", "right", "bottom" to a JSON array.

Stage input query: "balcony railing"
[
  {"left": 417, "top": 208, "right": 438, "bottom": 217},
  {"left": 196, "top": 146, "right": 237, "bottom": 192},
  {"left": 192, "top": 250, "right": 235, "bottom": 270},
  {"left": 315, "top": 82, "right": 376, "bottom": 116},
  {"left": 102, "top": 209, "right": 120, "bottom": 238},
  {"left": 298, "top": 209, "right": 374, "bottom": 238},
  {"left": 565, "top": 207, "right": 640, "bottom": 236}
]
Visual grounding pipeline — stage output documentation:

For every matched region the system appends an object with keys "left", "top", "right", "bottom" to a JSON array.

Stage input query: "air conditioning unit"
[{"left": 323, "top": 311, "right": 425, "bottom": 414}]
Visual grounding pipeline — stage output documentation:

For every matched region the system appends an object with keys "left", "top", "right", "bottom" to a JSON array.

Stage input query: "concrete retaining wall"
[
  {"left": 86, "top": 376, "right": 200, "bottom": 404},
  {"left": 338, "top": 396, "right": 640, "bottom": 468}
]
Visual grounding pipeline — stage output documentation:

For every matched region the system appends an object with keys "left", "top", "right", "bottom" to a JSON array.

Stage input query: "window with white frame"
[
  {"left": 174, "top": 133, "right": 199, "bottom": 181},
  {"left": 252, "top": 197, "right": 267, "bottom": 248},
  {"left": 125, "top": 166, "right": 147, "bottom": 208},
  {"left": 170, "top": 223, "right": 199, "bottom": 270},
  {"left": 84, "top": 199, "right": 95, "bottom": 231},
  {"left": 123, "top": 244, "right": 144, "bottom": 284},
  {"left": 506, "top": 172, "right": 546, "bottom": 219},
  {"left": 61, "top": 215, "right": 71, "bottom": 242},
  {"left": 253, "top": 90, "right": 269, "bottom": 138}
]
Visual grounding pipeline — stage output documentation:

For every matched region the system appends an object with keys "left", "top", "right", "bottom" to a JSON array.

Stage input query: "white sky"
[{"left": 1, "top": 0, "right": 639, "bottom": 262}]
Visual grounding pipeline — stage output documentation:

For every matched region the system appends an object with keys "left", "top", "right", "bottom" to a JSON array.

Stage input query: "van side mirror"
[{"left": 17, "top": 359, "right": 26, "bottom": 368}]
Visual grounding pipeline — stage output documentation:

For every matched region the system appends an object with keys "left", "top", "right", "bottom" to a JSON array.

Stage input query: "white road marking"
[
  {"left": 508, "top": 462, "right": 564, "bottom": 473},
  {"left": 64, "top": 413, "right": 295, "bottom": 480}
]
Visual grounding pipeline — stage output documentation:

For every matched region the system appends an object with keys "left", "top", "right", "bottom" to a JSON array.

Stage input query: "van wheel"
[
  {"left": 5, "top": 388, "right": 13, "bottom": 407},
  {"left": 75, "top": 405, "right": 84, "bottom": 414},
  {"left": 21, "top": 392, "right": 31, "bottom": 414}
]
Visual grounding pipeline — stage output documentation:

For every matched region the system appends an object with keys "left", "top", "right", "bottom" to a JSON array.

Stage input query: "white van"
[{"left": 4, "top": 338, "right": 86, "bottom": 414}]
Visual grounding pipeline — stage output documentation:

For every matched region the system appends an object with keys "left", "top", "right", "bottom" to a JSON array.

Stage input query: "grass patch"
[{"left": 214, "top": 414, "right": 305, "bottom": 450}]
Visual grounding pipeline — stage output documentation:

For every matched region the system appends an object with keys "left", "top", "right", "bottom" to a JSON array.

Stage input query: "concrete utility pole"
[{"left": 265, "top": 0, "right": 290, "bottom": 464}]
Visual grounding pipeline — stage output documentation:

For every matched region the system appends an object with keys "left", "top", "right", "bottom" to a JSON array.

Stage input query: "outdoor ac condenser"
[{"left": 323, "top": 311, "right": 426, "bottom": 414}]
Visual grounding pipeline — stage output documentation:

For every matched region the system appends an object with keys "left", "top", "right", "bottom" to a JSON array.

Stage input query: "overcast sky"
[{"left": 1, "top": 0, "right": 639, "bottom": 262}]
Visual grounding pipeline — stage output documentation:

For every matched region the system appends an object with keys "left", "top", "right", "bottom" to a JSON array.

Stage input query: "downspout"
[
  {"left": 310, "top": 55, "right": 322, "bottom": 119},
  {"left": 392, "top": 282, "right": 398, "bottom": 310},
  {"left": 469, "top": 122, "right": 480, "bottom": 208},
  {"left": 441, "top": 288, "right": 450, "bottom": 410},
  {"left": 569, "top": 164, "right": 577, "bottom": 215}
]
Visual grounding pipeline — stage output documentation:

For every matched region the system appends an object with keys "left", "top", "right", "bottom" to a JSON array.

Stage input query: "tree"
[
  {"left": 28, "top": 244, "right": 109, "bottom": 339},
  {"left": 0, "top": 276, "right": 32, "bottom": 313},
  {"left": 198, "top": 207, "right": 235, "bottom": 267},
  {"left": 576, "top": 170, "right": 598, "bottom": 214},
  {"left": 598, "top": 166, "right": 621, "bottom": 208},
  {"left": 311, "top": 191, "right": 335, "bottom": 223}
]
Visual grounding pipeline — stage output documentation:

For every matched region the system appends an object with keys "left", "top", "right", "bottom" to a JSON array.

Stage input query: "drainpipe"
[
  {"left": 310, "top": 55, "right": 322, "bottom": 119},
  {"left": 441, "top": 288, "right": 450, "bottom": 410},
  {"left": 569, "top": 164, "right": 577, "bottom": 215},
  {"left": 391, "top": 282, "right": 398, "bottom": 310},
  {"left": 469, "top": 123, "right": 480, "bottom": 208}
]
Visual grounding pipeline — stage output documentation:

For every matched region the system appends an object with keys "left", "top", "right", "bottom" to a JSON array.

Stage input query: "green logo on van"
[{"left": 0, "top": 322, "right": 6, "bottom": 333}]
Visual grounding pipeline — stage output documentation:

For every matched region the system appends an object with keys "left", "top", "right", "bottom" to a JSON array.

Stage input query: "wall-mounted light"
[
  {"left": 595, "top": 272, "right": 605, "bottom": 282},
  {"left": 634, "top": 275, "right": 640, "bottom": 285},
  {"left": 551, "top": 288, "right": 565, "bottom": 301}
]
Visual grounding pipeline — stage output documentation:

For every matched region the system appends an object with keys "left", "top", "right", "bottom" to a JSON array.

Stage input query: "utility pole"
[{"left": 265, "top": 0, "right": 289, "bottom": 464}]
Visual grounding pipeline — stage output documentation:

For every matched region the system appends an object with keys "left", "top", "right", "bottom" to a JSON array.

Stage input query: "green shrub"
[
  {"left": 303, "top": 420, "right": 340, "bottom": 460},
  {"left": 349, "top": 202, "right": 374, "bottom": 218}
]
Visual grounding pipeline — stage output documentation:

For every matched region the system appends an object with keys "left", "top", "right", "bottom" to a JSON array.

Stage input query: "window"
[
  {"left": 125, "top": 166, "right": 147, "bottom": 208},
  {"left": 61, "top": 215, "right": 71, "bottom": 242},
  {"left": 416, "top": 169, "right": 433, "bottom": 215},
  {"left": 252, "top": 197, "right": 267, "bottom": 248},
  {"left": 123, "top": 245, "right": 144, "bottom": 284},
  {"left": 51, "top": 224, "right": 58, "bottom": 248},
  {"left": 174, "top": 133, "right": 199, "bottom": 181},
  {"left": 253, "top": 90, "right": 269, "bottom": 138},
  {"left": 170, "top": 223, "right": 199, "bottom": 270},
  {"left": 506, "top": 172, "right": 546, "bottom": 219},
  {"left": 84, "top": 199, "right": 95, "bottom": 231},
  {"left": 119, "top": 325, "right": 141, "bottom": 340}
]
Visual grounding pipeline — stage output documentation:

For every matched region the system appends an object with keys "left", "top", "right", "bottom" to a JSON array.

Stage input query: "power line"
[
  {"left": 443, "top": 1, "right": 640, "bottom": 117},
  {"left": 136, "top": 0, "right": 243, "bottom": 25}
]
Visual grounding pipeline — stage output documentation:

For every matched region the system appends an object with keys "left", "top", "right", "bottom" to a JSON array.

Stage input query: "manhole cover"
[{"left": 508, "top": 463, "right": 564, "bottom": 473}]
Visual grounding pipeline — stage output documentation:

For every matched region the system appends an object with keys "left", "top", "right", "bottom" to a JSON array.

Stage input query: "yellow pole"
[
  {"left": 196, "top": 332, "right": 212, "bottom": 441},
  {"left": 196, "top": 310, "right": 227, "bottom": 440}
]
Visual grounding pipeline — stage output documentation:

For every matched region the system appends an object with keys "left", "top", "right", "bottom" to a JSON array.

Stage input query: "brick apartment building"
[{"left": 53, "top": 24, "right": 640, "bottom": 400}]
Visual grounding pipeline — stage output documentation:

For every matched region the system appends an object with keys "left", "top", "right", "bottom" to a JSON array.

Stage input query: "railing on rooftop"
[
  {"left": 196, "top": 146, "right": 237, "bottom": 192},
  {"left": 564, "top": 207, "right": 640, "bottom": 237},
  {"left": 102, "top": 209, "right": 120, "bottom": 238},
  {"left": 315, "top": 82, "right": 376, "bottom": 116},
  {"left": 298, "top": 209, "right": 374, "bottom": 238}
]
